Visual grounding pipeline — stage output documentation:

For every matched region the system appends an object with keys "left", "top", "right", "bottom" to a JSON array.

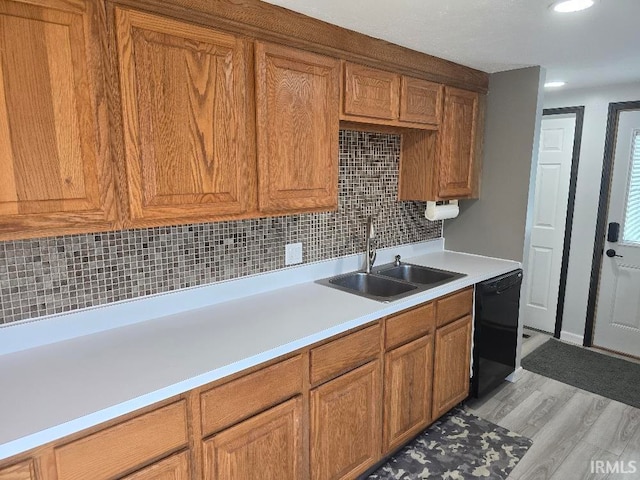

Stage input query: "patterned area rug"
[{"left": 367, "top": 407, "right": 532, "bottom": 479}]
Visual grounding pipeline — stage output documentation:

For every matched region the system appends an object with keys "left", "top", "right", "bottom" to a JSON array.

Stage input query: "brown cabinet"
[
  {"left": 437, "top": 87, "right": 480, "bottom": 198},
  {"left": 383, "top": 334, "right": 433, "bottom": 453},
  {"left": 203, "top": 397, "right": 303, "bottom": 480},
  {"left": 342, "top": 62, "right": 442, "bottom": 129},
  {"left": 114, "top": 8, "right": 255, "bottom": 228},
  {"left": 121, "top": 451, "right": 190, "bottom": 480},
  {"left": 398, "top": 88, "right": 483, "bottom": 201},
  {"left": 311, "top": 361, "right": 381, "bottom": 480},
  {"left": 432, "top": 315, "right": 473, "bottom": 419},
  {"left": 255, "top": 41, "right": 340, "bottom": 214},
  {"left": 0, "top": 0, "right": 116, "bottom": 241},
  {"left": 0, "top": 460, "right": 35, "bottom": 480}
]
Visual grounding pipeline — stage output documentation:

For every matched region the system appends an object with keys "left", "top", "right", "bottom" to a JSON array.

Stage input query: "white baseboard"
[
  {"left": 506, "top": 367, "right": 524, "bottom": 383},
  {"left": 560, "top": 331, "right": 584, "bottom": 345}
]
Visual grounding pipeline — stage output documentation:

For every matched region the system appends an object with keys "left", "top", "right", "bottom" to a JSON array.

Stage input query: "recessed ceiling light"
[
  {"left": 545, "top": 81, "right": 567, "bottom": 88},
  {"left": 551, "top": 0, "right": 595, "bottom": 13}
]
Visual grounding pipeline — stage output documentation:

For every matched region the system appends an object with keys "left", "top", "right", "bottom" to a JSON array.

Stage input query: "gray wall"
[
  {"left": 544, "top": 81, "right": 640, "bottom": 342},
  {"left": 444, "top": 67, "right": 545, "bottom": 262}
]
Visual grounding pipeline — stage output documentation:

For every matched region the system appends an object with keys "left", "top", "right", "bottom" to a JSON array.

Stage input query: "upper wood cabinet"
[
  {"left": 0, "top": 460, "right": 36, "bottom": 480},
  {"left": 343, "top": 63, "right": 400, "bottom": 120},
  {"left": 342, "top": 62, "right": 442, "bottom": 129},
  {"left": 399, "top": 88, "right": 483, "bottom": 201},
  {"left": 255, "top": 41, "right": 340, "bottom": 214},
  {"left": 0, "top": 0, "right": 116, "bottom": 241},
  {"left": 114, "top": 8, "right": 255, "bottom": 228},
  {"left": 437, "top": 87, "right": 480, "bottom": 198}
]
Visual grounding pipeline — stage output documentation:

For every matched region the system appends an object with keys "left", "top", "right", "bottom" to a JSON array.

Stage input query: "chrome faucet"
[{"left": 365, "top": 216, "right": 377, "bottom": 273}]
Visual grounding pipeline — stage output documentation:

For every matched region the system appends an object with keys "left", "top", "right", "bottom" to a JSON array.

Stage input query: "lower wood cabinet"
[
  {"left": 383, "top": 334, "right": 433, "bottom": 453},
  {"left": 121, "top": 451, "right": 190, "bottom": 480},
  {"left": 203, "top": 397, "right": 303, "bottom": 480},
  {"left": 311, "top": 361, "right": 381, "bottom": 480},
  {"left": 0, "top": 460, "right": 36, "bottom": 480},
  {"left": 432, "top": 315, "right": 473, "bottom": 418}
]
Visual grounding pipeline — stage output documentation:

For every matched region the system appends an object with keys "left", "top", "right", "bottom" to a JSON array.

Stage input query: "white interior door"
[
  {"left": 593, "top": 109, "right": 640, "bottom": 357},
  {"left": 522, "top": 115, "right": 576, "bottom": 333}
]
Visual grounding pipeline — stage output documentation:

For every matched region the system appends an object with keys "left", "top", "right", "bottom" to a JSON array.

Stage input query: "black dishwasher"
[{"left": 471, "top": 269, "right": 523, "bottom": 398}]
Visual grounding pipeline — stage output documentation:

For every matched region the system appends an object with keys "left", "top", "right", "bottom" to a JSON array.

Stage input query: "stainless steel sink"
[
  {"left": 375, "top": 263, "right": 466, "bottom": 287},
  {"left": 317, "top": 272, "right": 418, "bottom": 302},
  {"left": 317, "top": 262, "right": 466, "bottom": 302}
]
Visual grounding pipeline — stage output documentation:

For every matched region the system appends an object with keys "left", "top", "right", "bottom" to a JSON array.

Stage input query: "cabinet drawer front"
[
  {"left": 436, "top": 287, "right": 473, "bottom": 327},
  {"left": 121, "top": 451, "right": 190, "bottom": 480},
  {"left": 399, "top": 77, "right": 443, "bottom": 125},
  {"left": 55, "top": 401, "right": 188, "bottom": 480},
  {"left": 385, "top": 302, "right": 434, "bottom": 350},
  {"left": 204, "top": 397, "right": 303, "bottom": 480},
  {"left": 201, "top": 355, "right": 303, "bottom": 436},
  {"left": 0, "top": 460, "right": 35, "bottom": 480},
  {"left": 310, "top": 324, "right": 380, "bottom": 385},
  {"left": 344, "top": 63, "right": 400, "bottom": 120}
]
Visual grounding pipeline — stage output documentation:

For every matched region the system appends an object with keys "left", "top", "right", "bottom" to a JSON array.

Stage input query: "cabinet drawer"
[
  {"left": 55, "top": 401, "right": 188, "bottom": 480},
  {"left": 385, "top": 302, "right": 434, "bottom": 350},
  {"left": 436, "top": 287, "right": 473, "bottom": 327},
  {"left": 0, "top": 460, "right": 35, "bottom": 480},
  {"left": 201, "top": 355, "right": 303, "bottom": 436},
  {"left": 310, "top": 324, "right": 380, "bottom": 385}
]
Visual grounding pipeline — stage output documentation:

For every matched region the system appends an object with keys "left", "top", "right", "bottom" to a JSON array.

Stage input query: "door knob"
[{"left": 606, "top": 249, "right": 623, "bottom": 258}]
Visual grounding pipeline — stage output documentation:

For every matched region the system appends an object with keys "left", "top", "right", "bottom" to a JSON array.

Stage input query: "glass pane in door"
[{"left": 622, "top": 129, "right": 640, "bottom": 244}]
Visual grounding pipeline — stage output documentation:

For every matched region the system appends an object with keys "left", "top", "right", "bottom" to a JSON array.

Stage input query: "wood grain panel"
[
  {"left": 200, "top": 355, "right": 303, "bottom": 436},
  {"left": 121, "top": 451, "right": 190, "bottom": 480},
  {"left": 432, "top": 315, "right": 472, "bottom": 419},
  {"left": 310, "top": 324, "right": 380, "bottom": 385},
  {"left": 255, "top": 41, "right": 340, "bottom": 213},
  {"left": 383, "top": 334, "right": 433, "bottom": 453},
  {"left": 0, "top": 0, "right": 116, "bottom": 240},
  {"left": 311, "top": 361, "right": 381, "bottom": 480},
  {"left": 115, "top": 8, "right": 255, "bottom": 226},
  {"left": 114, "top": 0, "right": 488, "bottom": 92},
  {"left": 0, "top": 460, "right": 35, "bottom": 480},
  {"left": 397, "top": 129, "right": 439, "bottom": 201},
  {"left": 343, "top": 63, "right": 400, "bottom": 120},
  {"left": 385, "top": 301, "right": 435, "bottom": 350},
  {"left": 399, "top": 77, "right": 443, "bottom": 125},
  {"left": 436, "top": 287, "right": 473, "bottom": 328},
  {"left": 55, "top": 401, "right": 188, "bottom": 480},
  {"left": 437, "top": 87, "right": 479, "bottom": 198},
  {"left": 203, "top": 397, "right": 303, "bottom": 480}
]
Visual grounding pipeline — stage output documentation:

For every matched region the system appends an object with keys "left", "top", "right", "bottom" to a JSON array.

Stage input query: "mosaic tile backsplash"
[{"left": 0, "top": 130, "right": 441, "bottom": 325}]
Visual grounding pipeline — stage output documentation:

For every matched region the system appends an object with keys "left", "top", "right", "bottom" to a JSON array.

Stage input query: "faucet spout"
[{"left": 365, "top": 216, "right": 377, "bottom": 273}]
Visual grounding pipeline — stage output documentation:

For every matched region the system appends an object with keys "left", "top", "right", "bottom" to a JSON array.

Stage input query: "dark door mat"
[
  {"left": 521, "top": 338, "right": 640, "bottom": 409},
  {"left": 367, "top": 407, "right": 532, "bottom": 479}
]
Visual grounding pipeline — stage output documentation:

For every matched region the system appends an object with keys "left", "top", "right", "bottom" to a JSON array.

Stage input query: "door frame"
[
  {"left": 585, "top": 100, "right": 640, "bottom": 346},
  {"left": 539, "top": 107, "right": 585, "bottom": 339}
]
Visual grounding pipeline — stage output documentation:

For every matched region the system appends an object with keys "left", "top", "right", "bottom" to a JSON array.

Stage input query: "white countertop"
[{"left": 0, "top": 242, "right": 520, "bottom": 460}]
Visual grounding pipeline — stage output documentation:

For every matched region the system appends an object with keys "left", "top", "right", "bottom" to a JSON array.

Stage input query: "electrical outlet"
[{"left": 285, "top": 242, "right": 303, "bottom": 266}]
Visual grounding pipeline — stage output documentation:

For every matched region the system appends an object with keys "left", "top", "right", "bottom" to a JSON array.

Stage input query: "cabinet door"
[
  {"left": 203, "top": 397, "right": 303, "bottom": 480},
  {"left": 311, "top": 361, "right": 381, "bottom": 480},
  {"left": 343, "top": 63, "right": 400, "bottom": 120},
  {"left": 122, "top": 451, "right": 190, "bottom": 480},
  {"left": 255, "top": 41, "right": 339, "bottom": 213},
  {"left": 0, "top": 0, "right": 116, "bottom": 240},
  {"left": 432, "top": 315, "right": 472, "bottom": 419},
  {"left": 399, "top": 77, "right": 443, "bottom": 125},
  {"left": 383, "top": 334, "right": 433, "bottom": 453},
  {"left": 115, "top": 8, "right": 254, "bottom": 227},
  {"left": 0, "top": 460, "right": 35, "bottom": 480},
  {"left": 437, "top": 87, "right": 479, "bottom": 198}
]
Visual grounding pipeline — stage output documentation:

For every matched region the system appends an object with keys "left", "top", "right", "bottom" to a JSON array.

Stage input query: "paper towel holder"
[{"left": 425, "top": 199, "right": 459, "bottom": 221}]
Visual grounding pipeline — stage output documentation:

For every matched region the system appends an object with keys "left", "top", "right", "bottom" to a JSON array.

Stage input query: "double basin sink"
[{"left": 317, "top": 262, "right": 466, "bottom": 302}]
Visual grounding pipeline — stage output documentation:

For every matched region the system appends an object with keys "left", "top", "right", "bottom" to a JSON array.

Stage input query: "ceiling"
[{"left": 262, "top": 0, "right": 640, "bottom": 89}]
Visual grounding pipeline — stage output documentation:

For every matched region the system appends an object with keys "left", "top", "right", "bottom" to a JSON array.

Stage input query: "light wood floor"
[{"left": 465, "top": 334, "right": 640, "bottom": 480}]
